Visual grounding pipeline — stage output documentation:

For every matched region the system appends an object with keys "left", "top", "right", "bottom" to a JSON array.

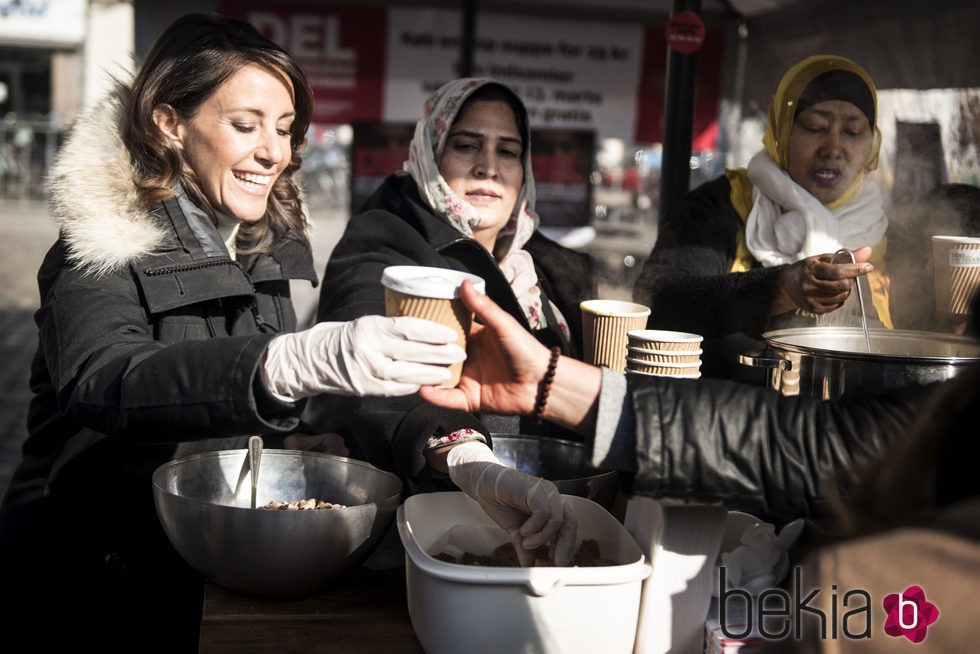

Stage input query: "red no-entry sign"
[{"left": 665, "top": 10, "right": 705, "bottom": 54}]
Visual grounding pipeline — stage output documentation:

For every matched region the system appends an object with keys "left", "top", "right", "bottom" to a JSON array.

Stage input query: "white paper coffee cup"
[
  {"left": 381, "top": 266, "right": 485, "bottom": 388},
  {"left": 932, "top": 235, "right": 980, "bottom": 316},
  {"left": 580, "top": 299, "right": 651, "bottom": 374}
]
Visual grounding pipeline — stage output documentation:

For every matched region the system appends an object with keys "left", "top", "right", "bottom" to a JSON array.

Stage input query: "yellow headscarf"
[
  {"left": 761, "top": 55, "right": 882, "bottom": 210},
  {"left": 731, "top": 55, "right": 893, "bottom": 327}
]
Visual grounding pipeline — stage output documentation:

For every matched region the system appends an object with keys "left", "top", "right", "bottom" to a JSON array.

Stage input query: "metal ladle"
[{"left": 834, "top": 248, "right": 873, "bottom": 354}]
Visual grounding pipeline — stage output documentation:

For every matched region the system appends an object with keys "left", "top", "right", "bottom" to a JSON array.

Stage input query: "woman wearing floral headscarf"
[
  {"left": 309, "top": 78, "right": 595, "bottom": 564},
  {"left": 634, "top": 55, "right": 890, "bottom": 381}
]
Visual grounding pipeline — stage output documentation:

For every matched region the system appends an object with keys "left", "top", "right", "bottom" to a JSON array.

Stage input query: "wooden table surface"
[{"left": 199, "top": 566, "right": 424, "bottom": 653}]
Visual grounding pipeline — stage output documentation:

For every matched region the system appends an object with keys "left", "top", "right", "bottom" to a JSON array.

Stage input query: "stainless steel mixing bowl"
[
  {"left": 491, "top": 434, "right": 619, "bottom": 510},
  {"left": 152, "top": 448, "right": 402, "bottom": 596}
]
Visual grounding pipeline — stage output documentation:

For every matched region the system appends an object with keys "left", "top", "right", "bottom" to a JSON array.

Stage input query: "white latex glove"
[
  {"left": 446, "top": 441, "right": 577, "bottom": 567},
  {"left": 261, "top": 315, "right": 465, "bottom": 399}
]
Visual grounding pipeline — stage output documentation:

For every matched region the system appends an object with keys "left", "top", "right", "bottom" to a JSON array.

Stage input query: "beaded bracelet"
[{"left": 533, "top": 347, "right": 561, "bottom": 424}]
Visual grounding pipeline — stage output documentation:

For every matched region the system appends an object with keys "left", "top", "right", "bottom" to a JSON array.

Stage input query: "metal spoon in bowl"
[
  {"left": 234, "top": 435, "right": 264, "bottom": 508},
  {"left": 248, "top": 435, "right": 263, "bottom": 509}
]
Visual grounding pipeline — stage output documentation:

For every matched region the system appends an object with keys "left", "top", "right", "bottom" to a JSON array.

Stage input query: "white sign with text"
[{"left": 383, "top": 8, "right": 643, "bottom": 141}]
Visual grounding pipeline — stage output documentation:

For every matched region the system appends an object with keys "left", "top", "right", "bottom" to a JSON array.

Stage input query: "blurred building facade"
[
  {"left": 3, "top": 0, "right": 978, "bottom": 298},
  {"left": 0, "top": 0, "right": 134, "bottom": 200}
]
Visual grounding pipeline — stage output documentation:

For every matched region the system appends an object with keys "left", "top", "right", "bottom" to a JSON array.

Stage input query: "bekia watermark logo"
[
  {"left": 718, "top": 568, "right": 940, "bottom": 644},
  {"left": 882, "top": 585, "right": 940, "bottom": 643}
]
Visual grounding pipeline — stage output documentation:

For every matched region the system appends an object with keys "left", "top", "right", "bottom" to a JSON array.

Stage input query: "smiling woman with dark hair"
[{"left": 0, "top": 13, "right": 464, "bottom": 652}]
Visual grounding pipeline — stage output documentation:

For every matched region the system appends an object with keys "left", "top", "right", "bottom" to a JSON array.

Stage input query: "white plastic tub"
[{"left": 397, "top": 492, "right": 651, "bottom": 654}]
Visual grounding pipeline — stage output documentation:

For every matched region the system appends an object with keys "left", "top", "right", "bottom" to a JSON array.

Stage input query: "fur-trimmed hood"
[
  {"left": 46, "top": 82, "right": 314, "bottom": 278},
  {"left": 47, "top": 82, "right": 169, "bottom": 277}
]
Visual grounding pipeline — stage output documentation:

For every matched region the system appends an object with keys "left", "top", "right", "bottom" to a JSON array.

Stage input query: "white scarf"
[{"left": 744, "top": 150, "right": 887, "bottom": 267}]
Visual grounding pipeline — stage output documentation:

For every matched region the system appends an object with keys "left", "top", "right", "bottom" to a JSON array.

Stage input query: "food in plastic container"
[{"left": 397, "top": 492, "right": 651, "bottom": 654}]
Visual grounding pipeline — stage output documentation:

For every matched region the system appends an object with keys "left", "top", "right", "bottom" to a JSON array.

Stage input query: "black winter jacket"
[
  {"left": 616, "top": 374, "right": 927, "bottom": 523},
  {"left": 0, "top": 89, "right": 318, "bottom": 648},
  {"left": 313, "top": 172, "right": 597, "bottom": 491},
  {"left": 13, "top": 197, "right": 317, "bottom": 509}
]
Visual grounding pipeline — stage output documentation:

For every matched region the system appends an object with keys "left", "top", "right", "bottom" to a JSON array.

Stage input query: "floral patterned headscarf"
[{"left": 404, "top": 77, "right": 538, "bottom": 261}]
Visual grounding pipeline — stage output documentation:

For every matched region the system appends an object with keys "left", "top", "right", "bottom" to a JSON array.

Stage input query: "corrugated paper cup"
[
  {"left": 932, "top": 235, "right": 980, "bottom": 315},
  {"left": 580, "top": 300, "right": 651, "bottom": 374},
  {"left": 626, "top": 357, "right": 702, "bottom": 377},
  {"left": 627, "top": 329, "right": 703, "bottom": 352},
  {"left": 381, "top": 265, "right": 486, "bottom": 388},
  {"left": 626, "top": 345, "right": 702, "bottom": 364},
  {"left": 627, "top": 369, "right": 701, "bottom": 380}
]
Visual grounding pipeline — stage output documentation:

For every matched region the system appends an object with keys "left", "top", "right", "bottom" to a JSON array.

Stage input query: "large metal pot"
[{"left": 739, "top": 327, "right": 980, "bottom": 399}]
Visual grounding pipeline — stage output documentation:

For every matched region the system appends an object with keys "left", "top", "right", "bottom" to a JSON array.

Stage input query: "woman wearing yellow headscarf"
[{"left": 634, "top": 55, "right": 890, "bottom": 381}]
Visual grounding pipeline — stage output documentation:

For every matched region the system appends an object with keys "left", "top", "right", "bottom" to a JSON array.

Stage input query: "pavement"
[{"left": 0, "top": 199, "right": 58, "bottom": 504}]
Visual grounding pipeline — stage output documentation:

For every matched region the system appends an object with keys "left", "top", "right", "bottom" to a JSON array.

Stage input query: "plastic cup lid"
[{"left": 381, "top": 265, "right": 486, "bottom": 300}]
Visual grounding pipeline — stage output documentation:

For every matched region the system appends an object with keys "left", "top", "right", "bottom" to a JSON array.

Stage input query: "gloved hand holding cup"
[{"left": 262, "top": 314, "right": 467, "bottom": 399}]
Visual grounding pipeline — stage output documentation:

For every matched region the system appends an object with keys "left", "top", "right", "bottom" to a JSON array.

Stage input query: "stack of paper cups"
[
  {"left": 580, "top": 300, "right": 651, "bottom": 374},
  {"left": 626, "top": 329, "right": 703, "bottom": 378}
]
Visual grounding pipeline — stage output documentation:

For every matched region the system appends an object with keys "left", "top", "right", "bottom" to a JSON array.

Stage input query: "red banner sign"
[{"left": 221, "top": 2, "right": 387, "bottom": 125}]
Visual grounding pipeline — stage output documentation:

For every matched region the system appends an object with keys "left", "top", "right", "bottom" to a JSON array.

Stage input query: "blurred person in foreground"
[
  {"left": 634, "top": 55, "right": 890, "bottom": 381},
  {"left": 0, "top": 13, "right": 471, "bottom": 652},
  {"left": 422, "top": 280, "right": 978, "bottom": 651},
  {"left": 308, "top": 77, "right": 595, "bottom": 559}
]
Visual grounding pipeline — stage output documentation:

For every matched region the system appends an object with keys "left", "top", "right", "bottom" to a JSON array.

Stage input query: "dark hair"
[
  {"left": 124, "top": 12, "right": 314, "bottom": 252},
  {"left": 455, "top": 83, "right": 530, "bottom": 156}
]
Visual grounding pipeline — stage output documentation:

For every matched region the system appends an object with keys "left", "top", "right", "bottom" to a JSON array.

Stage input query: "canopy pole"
[
  {"left": 659, "top": 0, "right": 702, "bottom": 225},
  {"left": 460, "top": 0, "right": 477, "bottom": 77}
]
